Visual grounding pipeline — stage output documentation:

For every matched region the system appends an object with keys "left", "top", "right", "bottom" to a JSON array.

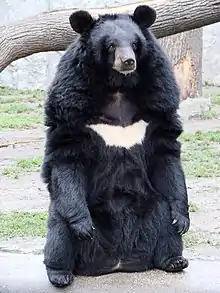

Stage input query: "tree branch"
[{"left": 1, "top": 0, "right": 220, "bottom": 72}]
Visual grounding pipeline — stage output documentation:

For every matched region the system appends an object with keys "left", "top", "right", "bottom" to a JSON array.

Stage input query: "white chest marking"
[{"left": 87, "top": 120, "right": 148, "bottom": 149}]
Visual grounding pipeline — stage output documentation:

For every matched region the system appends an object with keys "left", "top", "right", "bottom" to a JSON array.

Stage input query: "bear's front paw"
[
  {"left": 171, "top": 211, "right": 190, "bottom": 235},
  {"left": 71, "top": 218, "right": 95, "bottom": 240}
]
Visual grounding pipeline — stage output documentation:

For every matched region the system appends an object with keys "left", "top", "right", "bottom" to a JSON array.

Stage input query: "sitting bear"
[{"left": 41, "top": 5, "right": 190, "bottom": 288}]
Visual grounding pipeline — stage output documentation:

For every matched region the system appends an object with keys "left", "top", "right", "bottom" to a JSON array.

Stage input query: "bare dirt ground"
[{"left": 0, "top": 90, "right": 220, "bottom": 260}]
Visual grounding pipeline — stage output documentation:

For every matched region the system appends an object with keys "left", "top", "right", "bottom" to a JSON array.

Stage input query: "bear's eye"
[{"left": 108, "top": 44, "right": 115, "bottom": 52}]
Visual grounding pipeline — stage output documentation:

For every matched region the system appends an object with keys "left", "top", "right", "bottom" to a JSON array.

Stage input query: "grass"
[
  {"left": 199, "top": 110, "right": 219, "bottom": 120},
  {"left": 0, "top": 212, "right": 47, "bottom": 239},
  {"left": 2, "top": 156, "right": 43, "bottom": 179},
  {"left": 0, "top": 95, "right": 44, "bottom": 104},
  {"left": 189, "top": 201, "right": 199, "bottom": 213},
  {"left": 183, "top": 230, "right": 220, "bottom": 249},
  {"left": 0, "top": 87, "right": 44, "bottom": 129},
  {"left": 211, "top": 94, "right": 220, "bottom": 106},
  {"left": 0, "top": 113, "right": 43, "bottom": 129},
  {"left": 183, "top": 231, "right": 203, "bottom": 248},
  {"left": 0, "top": 86, "right": 44, "bottom": 105},
  {"left": 187, "top": 200, "right": 199, "bottom": 215},
  {"left": 0, "top": 86, "right": 44, "bottom": 97},
  {"left": 0, "top": 103, "right": 42, "bottom": 114},
  {"left": 182, "top": 145, "right": 220, "bottom": 177},
  {"left": 181, "top": 130, "right": 220, "bottom": 142},
  {"left": 180, "top": 131, "right": 220, "bottom": 178}
]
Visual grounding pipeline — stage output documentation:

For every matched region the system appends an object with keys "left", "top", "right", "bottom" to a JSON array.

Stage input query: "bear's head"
[{"left": 69, "top": 5, "right": 156, "bottom": 75}]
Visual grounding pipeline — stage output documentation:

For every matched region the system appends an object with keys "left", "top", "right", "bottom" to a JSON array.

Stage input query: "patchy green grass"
[
  {"left": 0, "top": 212, "right": 47, "bottom": 239},
  {"left": 181, "top": 145, "right": 220, "bottom": 177},
  {"left": 180, "top": 131, "right": 220, "bottom": 178},
  {"left": 0, "top": 103, "right": 42, "bottom": 114},
  {"left": 0, "top": 87, "right": 44, "bottom": 128},
  {"left": 198, "top": 110, "right": 219, "bottom": 120},
  {"left": 183, "top": 230, "right": 220, "bottom": 249},
  {"left": 183, "top": 231, "right": 203, "bottom": 248},
  {"left": 181, "top": 130, "right": 220, "bottom": 143},
  {"left": 0, "top": 95, "right": 44, "bottom": 104},
  {"left": 0, "top": 113, "right": 43, "bottom": 129},
  {"left": 2, "top": 156, "right": 43, "bottom": 178},
  {"left": 0, "top": 86, "right": 44, "bottom": 97},
  {"left": 189, "top": 201, "right": 199, "bottom": 213},
  {"left": 0, "top": 87, "right": 45, "bottom": 104},
  {"left": 211, "top": 94, "right": 220, "bottom": 106}
]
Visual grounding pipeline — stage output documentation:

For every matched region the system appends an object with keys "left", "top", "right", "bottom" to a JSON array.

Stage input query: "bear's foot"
[
  {"left": 162, "top": 256, "right": 189, "bottom": 272},
  {"left": 47, "top": 268, "right": 74, "bottom": 287}
]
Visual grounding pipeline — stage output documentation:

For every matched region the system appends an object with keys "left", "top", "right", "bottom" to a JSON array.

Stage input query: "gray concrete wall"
[{"left": 0, "top": 0, "right": 219, "bottom": 90}]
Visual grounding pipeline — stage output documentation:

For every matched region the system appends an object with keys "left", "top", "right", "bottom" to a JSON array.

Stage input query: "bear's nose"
[{"left": 123, "top": 58, "right": 135, "bottom": 67}]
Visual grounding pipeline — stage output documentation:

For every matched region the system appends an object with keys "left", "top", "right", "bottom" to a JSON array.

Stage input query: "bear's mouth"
[
  {"left": 112, "top": 66, "right": 136, "bottom": 76},
  {"left": 120, "top": 69, "right": 136, "bottom": 75}
]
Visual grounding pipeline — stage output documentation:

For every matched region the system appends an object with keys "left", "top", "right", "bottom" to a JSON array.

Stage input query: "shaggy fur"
[{"left": 41, "top": 5, "right": 190, "bottom": 288}]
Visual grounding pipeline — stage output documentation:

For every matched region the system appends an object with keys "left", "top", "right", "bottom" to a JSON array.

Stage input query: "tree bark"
[
  {"left": 159, "top": 28, "right": 203, "bottom": 100},
  {"left": 0, "top": 0, "right": 220, "bottom": 72}
]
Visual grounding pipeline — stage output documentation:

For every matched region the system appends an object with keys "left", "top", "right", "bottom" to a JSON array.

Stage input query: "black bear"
[{"left": 41, "top": 5, "right": 190, "bottom": 288}]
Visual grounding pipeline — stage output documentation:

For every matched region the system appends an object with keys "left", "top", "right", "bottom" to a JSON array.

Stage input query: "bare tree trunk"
[
  {"left": 159, "top": 28, "right": 203, "bottom": 100},
  {"left": 0, "top": 0, "right": 220, "bottom": 72}
]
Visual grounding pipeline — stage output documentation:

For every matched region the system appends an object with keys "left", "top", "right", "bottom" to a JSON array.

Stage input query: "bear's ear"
[
  {"left": 133, "top": 5, "right": 156, "bottom": 28},
  {"left": 69, "top": 10, "right": 94, "bottom": 34}
]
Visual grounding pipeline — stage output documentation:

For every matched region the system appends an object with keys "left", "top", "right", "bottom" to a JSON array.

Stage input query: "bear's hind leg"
[
  {"left": 153, "top": 201, "right": 189, "bottom": 273},
  {"left": 159, "top": 255, "right": 189, "bottom": 272},
  {"left": 46, "top": 268, "right": 73, "bottom": 288},
  {"left": 44, "top": 211, "right": 76, "bottom": 287}
]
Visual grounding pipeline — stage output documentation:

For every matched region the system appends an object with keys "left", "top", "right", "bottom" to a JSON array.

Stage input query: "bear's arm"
[
  {"left": 45, "top": 161, "right": 94, "bottom": 240},
  {"left": 149, "top": 136, "right": 190, "bottom": 235}
]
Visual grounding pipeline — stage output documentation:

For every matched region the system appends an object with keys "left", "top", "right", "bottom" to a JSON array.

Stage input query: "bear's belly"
[
  {"left": 86, "top": 119, "right": 148, "bottom": 149},
  {"left": 88, "top": 142, "right": 148, "bottom": 209}
]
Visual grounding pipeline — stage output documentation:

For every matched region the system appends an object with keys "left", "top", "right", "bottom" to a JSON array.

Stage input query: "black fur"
[
  {"left": 69, "top": 10, "right": 94, "bottom": 34},
  {"left": 42, "top": 5, "right": 190, "bottom": 288},
  {"left": 133, "top": 5, "right": 157, "bottom": 28}
]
